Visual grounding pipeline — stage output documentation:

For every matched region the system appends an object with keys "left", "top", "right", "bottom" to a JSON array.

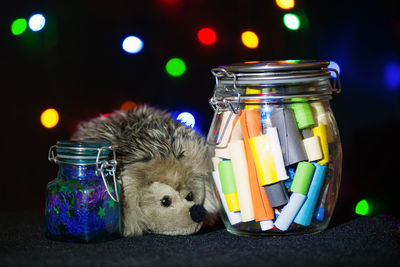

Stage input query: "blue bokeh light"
[
  {"left": 327, "top": 61, "right": 340, "bottom": 78},
  {"left": 122, "top": 36, "right": 144, "bottom": 54},
  {"left": 176, "top": 112, "right": 195, "bottom": 128},
  {"left": 384, "top": 62, "right": 400, "bottom": 91},
  {"left": 28, "top": 13, "right": 46, "bottom": 32}
]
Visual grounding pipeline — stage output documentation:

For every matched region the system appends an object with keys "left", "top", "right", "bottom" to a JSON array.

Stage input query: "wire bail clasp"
[
  {"left": 323, "top": 67, "right": 342, "bottom": 94},
  {"left": 210, "top": 68, "right": 241, "bottom": 114},
  {"left": 96, "top": 146, "right": 119, "bottom": 202}
]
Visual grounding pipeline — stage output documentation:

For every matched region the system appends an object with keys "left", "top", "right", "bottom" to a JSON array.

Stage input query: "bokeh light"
[
  {"left": 28, "top": 13, "right": 46, "bottom": 32},
  {"left": 176, "top": 112, "right": 195, "bottom": 128},
  {"left": 197, "top": 28, "right": 217, "bottom": 45},
  {"left": 276, "top": 0, "right": 295, "bottom": 9},
  {"left": 11, "top": 18, "right": 27, "bottom": 36},
  {"left": 283, "top": 13, "right": 300, "bottom": 30},
  {"left": 41, "top": 108, "right": 59, "bottom": 129},
  {"left": 384, "top": 62, "right": 400, "bottom": 90},
  {"left": 241, "top": 31, "right": 259, "bottom": 49},
  {"left": 120, "top": 100, "right": 137, "bottom": 111},
  {"left": 122, "top": 36, "right": 144, "bottom": 54},
  {"left": 165, "top": 57, "right": 186, "bottom": 77},
  {"left": 327, "top": 61, "right": 341, "bottom": 78},
  {"left": 355, "top": 199, "right": 370, "bottom": 216}
]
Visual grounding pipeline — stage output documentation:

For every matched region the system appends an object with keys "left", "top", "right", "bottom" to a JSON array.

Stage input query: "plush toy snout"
[{"left": 190, "top": 204, "right": 207, "bottom": 223}]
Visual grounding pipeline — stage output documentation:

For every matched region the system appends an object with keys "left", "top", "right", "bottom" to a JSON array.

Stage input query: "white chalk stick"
[
  {"left": 228, "top": 140, "right": 255, "bottom": 222},
  {"left": 303, "top": 136, "right": 323, "bottom": 162},
  {"left": 267, "top": 127, "right": 289, "bottom": 181}
]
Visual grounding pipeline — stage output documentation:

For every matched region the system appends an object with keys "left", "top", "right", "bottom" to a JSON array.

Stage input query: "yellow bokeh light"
[
  {"left": 276, "top": 0, "right": 295, "bottom": 9},
  {"left": 241, "top": 31, "right": 259, "bottom": 49},
  {"left": 41, "top": 108, "right": 59, "bottom": 128}
]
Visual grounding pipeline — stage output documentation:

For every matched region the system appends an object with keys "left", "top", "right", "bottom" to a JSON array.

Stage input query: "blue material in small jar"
[{"left": 46, "top": 141, "right": 121, "bottom": 243}]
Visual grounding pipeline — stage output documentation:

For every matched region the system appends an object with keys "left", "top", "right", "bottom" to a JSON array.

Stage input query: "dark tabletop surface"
[{"left": 0, "top": 212, "right": 399, "bottom": 267}]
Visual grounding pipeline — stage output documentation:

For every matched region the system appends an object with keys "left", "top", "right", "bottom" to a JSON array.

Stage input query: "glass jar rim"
[
  {"left": 48, "top": 140, "right": 115, "bottom": 165},
  {"left": 211, "top": 60, "right": 340, "bottom": 92}
]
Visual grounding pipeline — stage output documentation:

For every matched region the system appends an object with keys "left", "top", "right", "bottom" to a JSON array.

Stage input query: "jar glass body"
[
  {"left": 208, "top": 80, "right": 342, "bottom": 236},
  {"left": 45, "top": 159, "right": 121, "bottom": 242}
]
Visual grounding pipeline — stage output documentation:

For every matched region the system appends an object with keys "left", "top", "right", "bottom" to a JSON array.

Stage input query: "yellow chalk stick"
[
  {"left": 312, "top": 125, "right": 329, "bottom": 165},
  {"left": 249, "top": 134, "right": 279, "bottom": 186}
]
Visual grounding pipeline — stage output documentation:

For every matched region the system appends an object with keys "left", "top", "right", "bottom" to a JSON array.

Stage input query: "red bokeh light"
[{"left": 197, "top": 28, "right": 217, "bottom": 45}]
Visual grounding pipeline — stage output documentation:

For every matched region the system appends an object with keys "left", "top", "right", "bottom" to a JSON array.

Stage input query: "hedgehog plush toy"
[{"left": 71, "top": 105, "right": 219, "bottom": 236}]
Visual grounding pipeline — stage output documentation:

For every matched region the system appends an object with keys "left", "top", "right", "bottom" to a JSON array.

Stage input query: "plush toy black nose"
[{"left": 189, "top": 204, "right": 207, "bottom": 223}]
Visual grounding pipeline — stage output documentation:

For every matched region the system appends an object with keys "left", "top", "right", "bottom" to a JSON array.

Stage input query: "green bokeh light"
[
  {"left": 165, "top": 57, "right": 186, "bottom": 77},
  {"left": 11, "top": 18, "right": 27, "bottom": 36},
  {"left": 355, "top": 199, "right": 370, "bottom": 215},
  {"left": 283, "top": 13, "right": 300, "bottom": 30}
]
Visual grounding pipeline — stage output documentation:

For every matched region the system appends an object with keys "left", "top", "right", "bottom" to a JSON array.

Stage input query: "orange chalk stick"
[{"left": 240, "top": 110, "right": 275, "bottom": 221}]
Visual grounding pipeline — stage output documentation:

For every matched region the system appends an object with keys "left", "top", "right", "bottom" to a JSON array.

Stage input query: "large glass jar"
[
  {"left": 46, "top": 141, "right": 121, "bottom": 242},
  {"left": 207, "top": 60, "right": 342, "bottom": 236}
]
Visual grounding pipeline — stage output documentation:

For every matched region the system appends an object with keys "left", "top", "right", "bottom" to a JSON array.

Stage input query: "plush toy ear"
[{"left": 120, "top": 170, "right": 149, "bottom": 236}]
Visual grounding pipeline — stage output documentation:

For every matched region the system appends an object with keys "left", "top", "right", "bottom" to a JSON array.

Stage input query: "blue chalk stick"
[
  {"left": 294, "top": 163, "right": 327, "bottom": 226},
  {"left": 315, "top": 207, "right": 325, "bottom": 222}
]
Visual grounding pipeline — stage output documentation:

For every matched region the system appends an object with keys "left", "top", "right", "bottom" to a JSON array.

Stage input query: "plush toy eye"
[
  {"left": 185, "top": 192, "right": 194, "bottom": 202},
  {"left": 161, "top": 196, "right": 171, "bottom": 207}
]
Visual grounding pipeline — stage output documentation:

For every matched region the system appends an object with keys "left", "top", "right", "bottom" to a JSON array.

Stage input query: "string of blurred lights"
[{"left": 12, "top": 3, "right": 345, "bottom": 133}]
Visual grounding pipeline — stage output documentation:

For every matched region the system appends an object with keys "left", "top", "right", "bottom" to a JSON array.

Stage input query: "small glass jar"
[
  {"left": 46, "top": 141, "right": 121, "bottom": 242},
  {"left": 207, "top": 60, "right": 342, "bottom": 236}
]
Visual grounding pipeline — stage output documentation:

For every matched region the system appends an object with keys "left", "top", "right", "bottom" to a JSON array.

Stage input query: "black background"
[{"left": 1, "top": 0, "right": 399, "bottom": 226}]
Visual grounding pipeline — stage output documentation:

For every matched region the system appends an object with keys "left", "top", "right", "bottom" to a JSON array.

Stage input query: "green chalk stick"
[
  {"left": 290, "top": 161, "right": 315, "bottom": 195},
  {"left": 218, "top": 160, "right": 238, "bottom": 194},
  {"left": 290, "top": 98, "right": 315, "bottom": 130}
]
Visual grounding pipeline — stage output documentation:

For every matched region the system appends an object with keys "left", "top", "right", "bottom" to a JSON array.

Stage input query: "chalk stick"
[
  {"left": 312, "top": 125, "right": 329, "bottom": 165},
  {"left": 290, "top": 161, "right": 315, "bottom": 195},
  {"left": 228, "top": 140, "right": 255, "bottom": 222},
  {"left": 264, "top": 182, "right": 289, "bottom": 207},
  {"left": 271, "top": 107, "right": 308, "bottom": 166},
  {"left": 274, "top": 192, "right": 306, "bottom": 231},
  {"left": 215, "top": 113, "right": 243, "bottom": 159},
  {"left": 245, "top": 108, "right": 262, "bottom": 138},
  {"left": 315, "top": 184, "right": 329, "bottom": 222},
  {"left": 249, "top": 134, "right": 279, "bottom": 186},
  {"left": 302, "top": 129, "right": 313, "bottom": 139},
  {"left": 294, "top": 163, "right": 327, "bottom": 226},
  {"left": 260, "top": 220, "right": 274, "bottom": 231},
  {"left": 239, "top": 110, "right": 275, "bottom": 221},
  {"left": 310, "top": 102, "right": 334, "bottom": 143},
  {"left": 260, "top": 104, "right": 274, "bottom": 134},
  {"left": 212, "top": 171, "right": 242, "bottom": 225},
  {"left": 267, "top": 127, "right": 289, "bottom": 181},
  {"left": 290, "top": 98, "right": 315, "bottom": 130},
  {"left": 218, "top": 160, "right": 240, "bottom": 212},
  {"left": 303, "top": 136, "right": 323, "bottom": 162}
]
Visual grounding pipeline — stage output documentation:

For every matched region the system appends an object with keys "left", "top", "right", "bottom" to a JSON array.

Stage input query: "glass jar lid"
[
  {"left": 209, "top": 60, "right": 342, "bottom": 113},
  {"left": 48, "top": 140, "right": 115, "bottom": 165},
  {"left": 211, "top": 60, "right": 338, "bottom": 85}
]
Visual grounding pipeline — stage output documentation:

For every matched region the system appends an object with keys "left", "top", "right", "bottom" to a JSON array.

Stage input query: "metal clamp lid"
[
  {"left": 209, "top": 60, "right": 342, "bottom": 113},
  {"left": 48, "top": 143, "right": 120, "bottom": 202}
]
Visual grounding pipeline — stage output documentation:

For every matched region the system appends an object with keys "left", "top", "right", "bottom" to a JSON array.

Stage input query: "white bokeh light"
[
  {"left": 176, "top": 112, "right": 195, "bottom": 128},
  {"left": 28, "top": 13, "right": 46, "bottom": 32},
  {"left": 122, "top": 36, "right": 144, "bottom": 54}
]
